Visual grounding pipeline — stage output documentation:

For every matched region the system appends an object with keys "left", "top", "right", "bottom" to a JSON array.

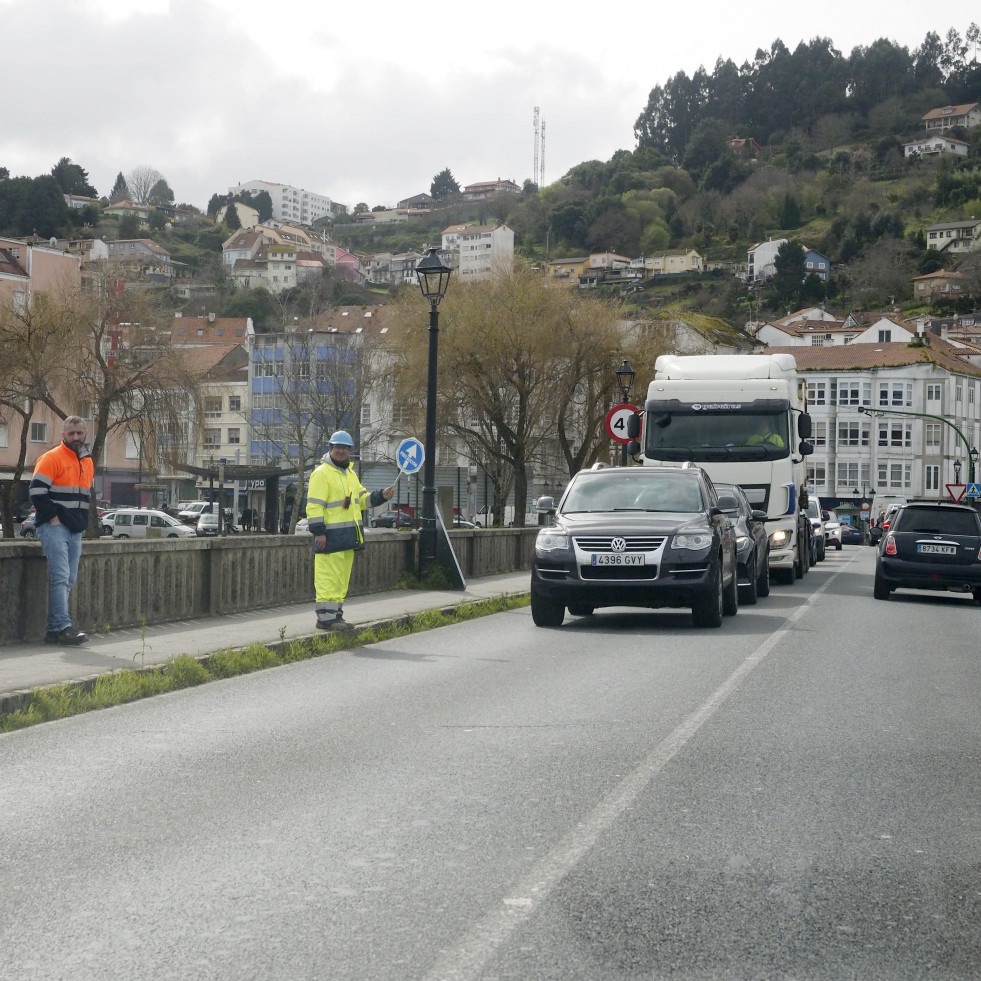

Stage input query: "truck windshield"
[{"left": 646, "top": 411, "right": 790, "bottom": 461}]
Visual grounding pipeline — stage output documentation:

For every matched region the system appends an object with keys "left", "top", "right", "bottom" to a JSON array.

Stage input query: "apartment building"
[{"left": 227, "top": 180, "right": 337, "bottom": 226}]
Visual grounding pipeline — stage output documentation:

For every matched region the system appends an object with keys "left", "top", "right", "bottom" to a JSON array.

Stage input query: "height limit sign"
[{"left": 605, "top": 404, "right": 639, "bottom": 445}]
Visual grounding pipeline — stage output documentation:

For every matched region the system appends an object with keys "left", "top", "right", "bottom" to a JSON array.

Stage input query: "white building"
[
  {"left": 746, "top": 238, "right": 787, "bottom": 282},
  {"left": 227, "top": 180, "right": 337, "bottom": 226},
  {"left": 763, "top": 337, "right": 981, "bottom": 505},
  {"left": 454, "top": 223, "right": 514, "bottom": 280},
  {"left": 904, "top": 135, "right": 969, "bottom": 158}
]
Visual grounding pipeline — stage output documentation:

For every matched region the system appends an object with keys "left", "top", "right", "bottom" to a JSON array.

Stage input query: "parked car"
[
  {"left": 714, "top": 482, "right": 770, "bottom": 605},
  {"left": 19, "top": 513, "right": 37, "bottom": 538},
  {"left": 113, "top": 508, "right": 196, "bottom": 539},
  {"left": 803, "top": 497, "right": 826, "bottom": 562},
  {"left": 372, "top": 510, "right": 414, "bottom": 528},
  {"left": 839, "top": 522, "right": 864, "bottom": 545},
  {"left": 875, "top": 502, "right": 981, "bottom": 602},
  {"left": 100, "top": 510, "right": 117, "bottom": 536},
  {"left": 452, "top": 516, "right": 479, "bottom": 529},
  {"left": 530, "top": 463, "right": 738, "bottom": 628},
  {"left": 823, "top": 509, "right": 842, "bottom": 550},
  {"left": 294, "top": 517, "right": 311, "bottom": 535}
]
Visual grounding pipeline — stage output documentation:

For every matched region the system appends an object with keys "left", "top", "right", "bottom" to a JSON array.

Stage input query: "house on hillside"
[
  {"left": 546, "top": 257, "right": 590, "bottom": 287},
  {"left": 803, "top": 248, "right": 831, "bottom": 281},
  {"left": 727, "top": 137, "right": 763, "bottom": 159},
  {"left": 462, "top": 178, "right": 520, "bottom": 200},
  {"left": 922, "top": 102, "right": 981, "bottom": 132},
  {"left": 925, "top": 219, "right": 981, "bottom": 254},
  {"left": 912, "top": 270, "right": 970, "bottom": 299},
  {"left": 904, "top": 135, "right": 969, "bottom": 158},
  {"left": 746, "top": 238, "right": 787, "bottom": 281},
  {"left": 106, "top": 239, "right": 177, "bottom": 283}
]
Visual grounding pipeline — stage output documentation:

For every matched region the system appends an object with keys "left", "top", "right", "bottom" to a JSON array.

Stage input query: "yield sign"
[{"left": 946, "top": 483, "right": 966, "bottom": 503}]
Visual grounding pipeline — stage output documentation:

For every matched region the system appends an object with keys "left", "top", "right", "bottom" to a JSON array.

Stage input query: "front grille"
[{"left": 575, "top": 536, "right": 665, "bottom": 552}]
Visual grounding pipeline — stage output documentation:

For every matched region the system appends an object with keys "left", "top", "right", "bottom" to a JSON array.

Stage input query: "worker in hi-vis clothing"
[{"left": 306, "top": 430, "right": 395, "bottom": 630}]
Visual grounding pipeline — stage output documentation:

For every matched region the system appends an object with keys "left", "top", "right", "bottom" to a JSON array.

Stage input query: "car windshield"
[{"left": 563, "top": 474, "right": 703, "bottom": 513}]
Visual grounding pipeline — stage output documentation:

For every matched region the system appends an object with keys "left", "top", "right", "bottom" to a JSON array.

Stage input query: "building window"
[
  {"left": 812, "top": 421, "right": 827, "bottom": 447},
  {"left": 839, "top": 381, "right": 862, "bottom": 406},
  {"left": 925, "top": 465, "right": 939, "bottom": 491},
  {"left": 229, "top": 396, "right": 241, "bottom": 412},
  {"left": 925, "top": 423, "right": 941, "bottom": 449},
  {"left": 837, "top": 422, "right": 869, "bottom": 447},
  {"left": 878, "top": 330, "right": 892, "bottom": 342},
  {"left": 879, "top": 382, "right": 911, "bottom": 407},
  {"left": 807, "top": 463, "right": 826, "bottom": 488},
  {"left": 204, "top": 429, "right": 221, "bottom": 446},
  {"left": 125, "top": 432, "right": 140, "bottom": 460},
  {"left": 878, "top": 422, "right": 911, "bottom": 447},
  {"left": 361, "top": 403, "right": 371, "bottom": 425},
  {"left": 0, "top": 422, "right": 8, "bottom": 448},
  {"left": 956, "top": 384, "right": 963, "bottom": 402},
  {"left": 204, "top": 397, "right": 222, "bottom": 417},
  {"left": 807, "top": 381, "right": 826, "bottom": 406},
  {"left": 227, "top": 428, "right": 240, "bottom": 444},
  {"left": 30, "top": 422, "right": 47, "bottom": 443},
  {"left": 927, "top": 383, "right": 941, "bottom": 402},
  {"left": 837, "top": 462, "right": 859, "bottom": 487}
]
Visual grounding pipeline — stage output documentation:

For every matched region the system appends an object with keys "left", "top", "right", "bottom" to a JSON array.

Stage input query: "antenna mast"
[
  {"left": 540, "top": 117, "right": 546, "bottom": 188},
  {"left": 533, "top": 106, "right": 540, "bottom": 189}
]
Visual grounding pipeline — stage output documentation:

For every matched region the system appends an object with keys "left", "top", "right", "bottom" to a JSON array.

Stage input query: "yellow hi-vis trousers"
[{"left": 315, "top": 548, "right": 355, "bottom": 622}]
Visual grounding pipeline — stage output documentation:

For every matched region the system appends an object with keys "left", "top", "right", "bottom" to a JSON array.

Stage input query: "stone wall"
[{"left": 0, "top": 529, "right": 537, "bottom": 645}]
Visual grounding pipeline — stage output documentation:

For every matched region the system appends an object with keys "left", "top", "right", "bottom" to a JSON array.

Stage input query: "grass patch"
[{"left": 0, "top": 593, "right": 529, "bottom": 734}]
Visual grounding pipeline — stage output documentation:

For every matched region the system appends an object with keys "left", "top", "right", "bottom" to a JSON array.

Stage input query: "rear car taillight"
[{"left": 884, "top": 535, "right": 897, "bottom": 555}]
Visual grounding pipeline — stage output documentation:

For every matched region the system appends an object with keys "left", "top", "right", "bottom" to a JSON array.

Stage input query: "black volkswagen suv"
[{"left": 530, "top": 463, "right": 738, "bottom": 628}]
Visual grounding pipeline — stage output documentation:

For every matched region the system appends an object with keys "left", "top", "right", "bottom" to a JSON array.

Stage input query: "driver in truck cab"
[{"left": 746, "top": 417, "right": 785, "bottom": 448}]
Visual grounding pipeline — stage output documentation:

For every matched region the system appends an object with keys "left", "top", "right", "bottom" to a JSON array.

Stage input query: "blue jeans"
[{"left": 37, "top": 521, "right": 83, "bottom": 633}]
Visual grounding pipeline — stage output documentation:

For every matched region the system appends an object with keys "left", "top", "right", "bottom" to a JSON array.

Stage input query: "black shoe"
[
  {"left": 316, "top": 619, "right": 334, "bottom": 631},
  {"left": 46, "top": 627, "right": 88, "bottom": 646}
]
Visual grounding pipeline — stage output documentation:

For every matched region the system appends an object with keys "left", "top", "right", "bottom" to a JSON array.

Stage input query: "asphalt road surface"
[{"left": 2, "top": 545, "right": 979, "bottom": 980}]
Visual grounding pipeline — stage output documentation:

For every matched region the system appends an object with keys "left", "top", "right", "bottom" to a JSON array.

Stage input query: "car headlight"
[
  {"left": 535, "top": 530, "right": 569, "bottom": 552},
  {"left": 672, "top": 526, "right": 714, "bottom": 551},
  {"left": 769, "top": 529, "right": 789, "bottom": 547}
]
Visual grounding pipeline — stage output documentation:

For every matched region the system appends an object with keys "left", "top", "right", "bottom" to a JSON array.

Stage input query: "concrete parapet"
[{"left": 0, "top": 528, "right": 537, "bottom": 645}]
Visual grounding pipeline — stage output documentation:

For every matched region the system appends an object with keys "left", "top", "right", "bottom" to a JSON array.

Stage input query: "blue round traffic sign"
[{"left": 396, "top": 437, "right": 425, "bottom": 474}]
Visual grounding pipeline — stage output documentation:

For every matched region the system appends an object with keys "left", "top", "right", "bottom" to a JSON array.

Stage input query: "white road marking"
[{"left": 424, "top": 564, "right": 847, "bottom": 981}]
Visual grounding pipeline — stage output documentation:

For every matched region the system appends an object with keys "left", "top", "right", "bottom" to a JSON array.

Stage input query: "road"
[{"left": 2, "top": 546, "right": 979, "bottom": 980}]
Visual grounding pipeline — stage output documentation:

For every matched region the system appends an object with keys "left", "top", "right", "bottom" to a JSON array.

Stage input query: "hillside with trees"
[{"left": 2, "top": 23, "right": 981, "bottom": 327}]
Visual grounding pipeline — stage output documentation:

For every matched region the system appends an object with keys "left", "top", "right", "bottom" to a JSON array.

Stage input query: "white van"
[
  {"left": 113, "top": 509, "right": 196, "bottom": 539},
  {"left": 870, "top": 494, "right": 907, "bottom": 526},
  {"left": 178, "top": 501, "right": 218, "bottom": 524}
]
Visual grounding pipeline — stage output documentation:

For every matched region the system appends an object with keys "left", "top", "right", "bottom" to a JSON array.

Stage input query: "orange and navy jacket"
[{"left": 29, "top": 441, "right": 95, "bottom": 533}]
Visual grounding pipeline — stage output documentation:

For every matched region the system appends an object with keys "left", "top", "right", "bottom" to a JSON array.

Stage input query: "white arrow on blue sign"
[{"left": 396, "top": 437, "right": 425, "bottom": 475}]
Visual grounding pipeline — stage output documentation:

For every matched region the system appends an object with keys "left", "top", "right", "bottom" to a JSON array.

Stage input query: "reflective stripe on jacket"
[{"left": 30, "top": 441, "right": 95, "bottom": 534}]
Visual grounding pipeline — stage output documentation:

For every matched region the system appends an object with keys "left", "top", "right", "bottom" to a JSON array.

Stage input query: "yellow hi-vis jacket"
[{"left": 306, "top": 458, "right": 385, "bottom": 553}]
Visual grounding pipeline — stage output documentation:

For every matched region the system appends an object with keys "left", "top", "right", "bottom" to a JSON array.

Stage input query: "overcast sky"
[{"left": 2, "top": 1, "right": 978, "bottom": 212}]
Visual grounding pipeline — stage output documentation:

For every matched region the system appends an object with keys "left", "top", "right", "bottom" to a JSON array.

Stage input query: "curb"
[{"left": 0, "top": 592, "right": 529, "bottom": 720}]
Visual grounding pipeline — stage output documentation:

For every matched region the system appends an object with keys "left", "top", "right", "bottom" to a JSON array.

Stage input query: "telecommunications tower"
[{"left": 533, "top": 107, "right": 546, "bottom": 188}]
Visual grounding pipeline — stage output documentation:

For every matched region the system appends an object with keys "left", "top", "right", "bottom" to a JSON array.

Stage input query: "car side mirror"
[
  {"left": 536, "top": 496, "right": 556, "bottom": 514},
  {"left": 751, "top": 509, "right": 768, "bottom": 521}
]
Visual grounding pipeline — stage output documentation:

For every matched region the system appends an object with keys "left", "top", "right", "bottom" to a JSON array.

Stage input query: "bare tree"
[{"left": 126, "top": 165, "right": 165, "bottom": 206}]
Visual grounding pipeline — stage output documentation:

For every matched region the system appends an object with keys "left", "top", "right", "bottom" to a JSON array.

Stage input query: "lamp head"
[
  {"left": 614, "top": 359, "right": 635, "bottom": 401},
  {"left": 416, "top": 247, "right": 452, "bottom": 305}
]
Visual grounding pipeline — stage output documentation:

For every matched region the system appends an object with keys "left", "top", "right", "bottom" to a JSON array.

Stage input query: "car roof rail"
[{"left": 589, "top": 462, "right": 610, "bottom": 470}]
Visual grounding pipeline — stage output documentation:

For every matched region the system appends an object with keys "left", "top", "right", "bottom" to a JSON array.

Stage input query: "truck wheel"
[
  {"left": 531, "top": 586, "right": 565, "bottom": 627},
  {"left": 794, "top": 546, "right": 803, "bottom": 579},
  {"left": 692, "top": 566, "right": 723, "bottom": 628}
]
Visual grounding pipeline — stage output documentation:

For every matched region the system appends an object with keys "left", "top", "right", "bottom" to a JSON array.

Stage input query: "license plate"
[
  {"left": 591, "top": 554, "right": 644, "bottom": 566},
  {"left": 918, "top": 543, "right": 956, "bottom": 555}
]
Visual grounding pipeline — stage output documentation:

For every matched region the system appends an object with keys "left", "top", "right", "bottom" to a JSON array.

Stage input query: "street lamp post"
[
  {"left": 415, "top": 247, "right": 452, "bottom": 572},
  {"left": 614, "top": 359, "right": 635, "bottom": 466},
  {"left": 954, "top": 458, "right": 962, "bottom": 485}
]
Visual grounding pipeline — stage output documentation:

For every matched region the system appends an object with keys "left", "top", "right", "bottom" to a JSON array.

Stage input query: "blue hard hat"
[{"left": 328, "top": 430, "right": 354, "bottom": 447}]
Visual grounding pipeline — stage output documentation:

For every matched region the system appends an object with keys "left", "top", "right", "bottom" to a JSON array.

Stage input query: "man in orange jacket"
[{"left": 30, "top": 416, "right": 95, "bottom": 645}]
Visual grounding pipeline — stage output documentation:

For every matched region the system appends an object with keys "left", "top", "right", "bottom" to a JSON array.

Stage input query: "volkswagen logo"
[{"left": 611, "top": 537, "right": 627, "bottom": 552}]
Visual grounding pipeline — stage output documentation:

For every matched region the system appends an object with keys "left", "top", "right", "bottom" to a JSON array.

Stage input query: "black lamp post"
[
  {"left": 971, "top": 447, "right": 979, "bottom": 484},
  {"left": 954, "top": 459, "right": 962, "bottom": 485},
  {"left": 614, "top": 359, "right": 635, "bottom": 466},
  {"left": 415, "top": 247, "right": 452, "bottom": 572}
]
